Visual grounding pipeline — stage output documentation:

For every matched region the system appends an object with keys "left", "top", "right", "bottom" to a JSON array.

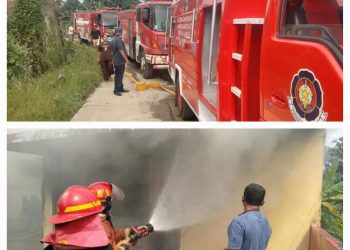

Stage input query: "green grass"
[{"left": 8, "top": 44, "right": 103, "bottom": 121}]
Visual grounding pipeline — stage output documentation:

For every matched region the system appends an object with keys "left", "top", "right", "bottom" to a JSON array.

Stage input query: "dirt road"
[{"left": 71, "top": 63, "right": 181, "bottom": 121}]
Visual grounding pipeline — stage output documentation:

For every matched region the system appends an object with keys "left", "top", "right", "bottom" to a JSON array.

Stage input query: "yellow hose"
[
  {"left": 124, "top": 71, "right": 175, "bottom": 96},
  {"left": 160, "top": 86, "right": 176, "bottom": 96}
]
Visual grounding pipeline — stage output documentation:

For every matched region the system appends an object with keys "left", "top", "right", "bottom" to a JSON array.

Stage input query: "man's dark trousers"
[{"left": 114, "top": 64, "right": 125, "bottom": 93}]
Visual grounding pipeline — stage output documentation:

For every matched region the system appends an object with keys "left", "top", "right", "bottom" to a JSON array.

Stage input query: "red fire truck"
[
  {"left": 118, "top": 1, "right": 172, "bottom": 79},
  {"left": 74, "top": 8, "right": 120, "bottom": 44},
  {"left": 168, "top": 0, "right": 343, "bottom": 121}
]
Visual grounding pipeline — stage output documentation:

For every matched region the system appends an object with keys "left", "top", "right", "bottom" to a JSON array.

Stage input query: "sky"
[{"left": 325, "top": 129, "right": 343, "bottom": 146}]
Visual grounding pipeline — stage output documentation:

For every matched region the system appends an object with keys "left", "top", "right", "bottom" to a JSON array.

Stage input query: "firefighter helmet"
[
  {"left": 49, "top": 185, "right": 103, "bottom": 224},
  {"left": 88, "top": 181, "right": 125, "bottom": 202}
]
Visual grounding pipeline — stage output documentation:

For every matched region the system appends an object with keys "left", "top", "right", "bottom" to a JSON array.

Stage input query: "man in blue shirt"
[
  {"left": 110, "top": 27, "right": 130, "bottom": 96},
  {"left": 227, "top": 183, "right": 272, "bottom": 250}
]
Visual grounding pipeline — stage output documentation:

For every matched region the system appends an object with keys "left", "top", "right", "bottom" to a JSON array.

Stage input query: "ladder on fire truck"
[{"left": 230, "top": 17, "right": 264, "bottom": 121}]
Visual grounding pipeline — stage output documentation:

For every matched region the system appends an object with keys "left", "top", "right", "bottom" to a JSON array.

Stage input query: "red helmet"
[
  {"left": 88, "top": 181, "right": 125, "bottom": 202},
  {"left": 49, "top": 185, "right": 103, "bottom": 224}
]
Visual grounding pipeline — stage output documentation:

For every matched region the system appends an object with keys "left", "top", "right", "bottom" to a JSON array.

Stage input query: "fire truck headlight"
[{"left": 151, "top": 40, "right": 159, "bottom": 49}]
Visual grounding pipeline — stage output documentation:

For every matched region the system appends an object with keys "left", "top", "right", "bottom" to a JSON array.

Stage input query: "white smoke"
[{"left": 149, "top": 130, "right": 291, "bottom": 231}]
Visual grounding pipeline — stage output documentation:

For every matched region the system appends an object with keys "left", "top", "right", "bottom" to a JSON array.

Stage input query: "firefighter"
[
  {"left": 41, "top": 185, "right": 129, "bottom": 250},
  {"left": 98, "top": 34, "right": 114, "bottom": 81},
  {"left": 110, "top": 27, "right": 130, "bottom": 96},
  {"left": 88, "top": 182, "right": 149, "bottom": 250},
  {"left": 226, "top": 183, "right": 272, "bottom": 250}
]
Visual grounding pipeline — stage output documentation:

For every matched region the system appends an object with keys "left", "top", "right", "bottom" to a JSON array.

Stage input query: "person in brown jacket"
[
  {"left": 98, "top": 34, "right": 114, "bottom": 81},
  {"left": 88, "top": 182, "right": 149, "bottom": 250}
]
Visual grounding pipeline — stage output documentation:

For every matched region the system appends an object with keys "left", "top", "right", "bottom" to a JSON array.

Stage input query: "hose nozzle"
[{"left": 129, "top": 223, "right": 154, "bottom": 243}]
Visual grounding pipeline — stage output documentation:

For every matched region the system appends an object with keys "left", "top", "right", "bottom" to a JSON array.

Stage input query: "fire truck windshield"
[
  {"left": 152, "top": 5, "right": 171, "bottom": 32},
  {"left": 102, "top": 13, "right": 118, "bottom": 28}
]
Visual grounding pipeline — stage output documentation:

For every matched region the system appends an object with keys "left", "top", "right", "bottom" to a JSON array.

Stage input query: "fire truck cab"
[
  {"left": 168, "top": 0, "right": 343, "bottom": 121},
  {"left": 74, "top": 8, "right": 119, "bottom": 44},
  {"left": 96, "top": 8, "right": 120, "bottom": 37},
  {"left": 119, "top": 0, "right": 172, "bottom": 79}
]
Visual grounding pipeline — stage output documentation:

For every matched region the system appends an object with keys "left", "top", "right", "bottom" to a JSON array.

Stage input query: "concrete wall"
[
  {"left": 309, "top": 225, "right": 342, "bottom": 250},
  {"left": 179, "top": 132, "right": 325, "bottom": 250},
  {"left": 7, "top": 151, "right": 43, "bottom": 250}
]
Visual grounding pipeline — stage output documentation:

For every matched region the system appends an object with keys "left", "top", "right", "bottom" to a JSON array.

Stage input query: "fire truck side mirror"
[{"left": 136, "top": 8, "right": 141, "bottom": 22}]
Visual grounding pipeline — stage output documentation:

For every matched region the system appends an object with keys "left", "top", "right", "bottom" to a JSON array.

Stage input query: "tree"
[
  {"left": 8, "top": 0, "right": 66, "bottom": 79},
  {"left": 321, "top": 137, "right": 343, "bottom": 241},
  {"left": 8, "top": 0, "right": 46, "bottom": 75},
  {"left": 82, "top": 0, "right": 140, "bottom": 10},
  {"left": 61, "top": 0, "right": 84, "bottom": 13},
  {"left": 82, "top": 0, "right": 97, "bottom": 9},
  {"left": 327, "top": 137, "right": 343, "bottom": 179}
]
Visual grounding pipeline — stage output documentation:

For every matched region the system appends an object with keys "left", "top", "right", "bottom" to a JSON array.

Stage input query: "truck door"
[
  {"left": 136, "top": 8, "right": 142, "bottom": 61},
  {"left": 128, "top": 19, "right": 134, "bottom": 58},
  {"left": 260, "top": 0, "right": 343, "bottom": 121},
  {"left": 200, "top": 3, "right": 222, "bottom": 115},
  {"left": 169, "top": 16, "right": 175, "bottom": 64}
]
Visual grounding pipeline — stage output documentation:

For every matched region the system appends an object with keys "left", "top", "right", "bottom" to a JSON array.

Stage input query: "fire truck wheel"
[
  {"left": 140, "top": 52, "right": 153, "bottom": 79},
  {"left": 181, "top": 97, "right": 195, "bottom": 121}
]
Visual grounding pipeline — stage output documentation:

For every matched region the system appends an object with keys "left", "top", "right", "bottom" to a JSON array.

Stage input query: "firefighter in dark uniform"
[
  {"left": 110, "top": 27, "right": 130, "bottom": 96},
  {"left": 41, "top": 185, "right": 129, "bottom": 250},
  {"left": 98, "top": 34, "right": 114, "bottom": 81}
]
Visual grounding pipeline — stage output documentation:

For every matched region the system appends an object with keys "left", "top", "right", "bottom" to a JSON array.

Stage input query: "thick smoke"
[{"left": 149, "top": 130, "right": 291, "bottom": 231}]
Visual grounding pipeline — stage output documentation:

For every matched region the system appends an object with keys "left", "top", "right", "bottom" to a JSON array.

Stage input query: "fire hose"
[{"left": 124, "top": 71, "right": 175, "bottom": 96}]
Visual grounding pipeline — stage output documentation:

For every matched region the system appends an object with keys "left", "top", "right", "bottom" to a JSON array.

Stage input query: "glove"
[
  {"left": 131, "top": 225, "right": 149, "bottom": 237},
  {"left": 116, "top": 239, "right": 130, "bottom": 250}
]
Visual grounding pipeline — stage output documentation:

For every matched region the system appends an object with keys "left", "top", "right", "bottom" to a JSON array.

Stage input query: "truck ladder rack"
[{"left": 231, "top": 18, "right": 264, "bottom": 121}]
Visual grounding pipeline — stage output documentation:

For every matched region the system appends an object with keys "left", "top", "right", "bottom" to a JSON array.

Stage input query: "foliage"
[
  {"left": 60, "top": 0, "right": 85, "bottom": 22},
  {"left": 8, "top": 0, "right": 67, "bottom": 80},
  {"left": 325, "top": 137, "right": 343, "bottom": 179},
  {"left": 82, "top": 0, "right": 140, "bottom": 10},
  {"left": 321, "top": 137, "right": 343, "bottom": 241},
  {"left": 61, "top": 0, "right": 84, "bottom": 13},
  {"left": 41, "top": 16, "right": 67, "bottom": 69},
  {"left": 7, "top": 34, "right": 31, "bottom": 80},
  {"left": 8, "top": 44, "right": 103, "bottom": 121},
  {"left": 8, "top": 0, "right": 47, "bottom": 76}
]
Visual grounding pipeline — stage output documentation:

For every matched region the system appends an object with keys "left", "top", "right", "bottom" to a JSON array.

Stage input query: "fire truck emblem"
[{"left": 287, "top": 69, "right": 328, "bottom": 121}]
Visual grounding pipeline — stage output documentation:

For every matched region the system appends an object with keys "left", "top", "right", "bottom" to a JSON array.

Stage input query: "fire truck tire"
[
  {"left": 181, "top": 97, "right": 195, "bottom": 121},
  {"left": 140, "top": 52, "right": 153, "bottom": 79}
]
